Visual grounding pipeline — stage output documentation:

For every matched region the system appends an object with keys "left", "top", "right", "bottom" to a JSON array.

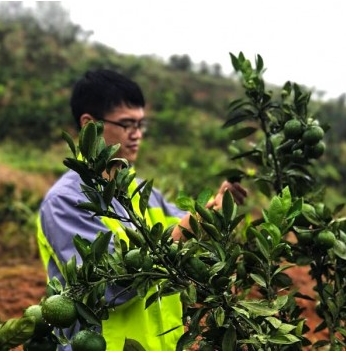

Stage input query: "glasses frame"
[{"left": 102, "top": 118, "right": 148, "bottom": 133}]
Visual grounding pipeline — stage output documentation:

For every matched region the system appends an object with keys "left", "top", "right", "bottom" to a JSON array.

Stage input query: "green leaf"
[
  {"left": 149, "top": 222, "right": 163, "bottom": 244},
  {"left": 196, "top": 188, "right": 214, "bottom": 206},
  {"left": 253, "top": 228, "right": 270, "bottom": 260},
  {"left": 138, "top": 179, "right": 153, "bottom": 217},
  {"left": 124, "top": 227, "right": 145, "bottom": 248},
  {"left": 265, "top": 316, "right": 282, "bottom": 329},
  {"left": 63, "top": 159, "right": 92, "bottom": 183},
  {"left": 280, "top": 186, "right": 292, "bottom": 213},
  {"left": 0, "top": 317, "right": 35, "bottom": 350},
  {"left": 175, "top": 193, "right": 195, "bottom": 213},
  {"left": 91, "top": 231, "right": 112, "bottom": 263},
  {"left": 123, "top": 338, "right": 146, "bottom": 351},
  {"left": 188, "top": 214, "right": 200, "bottom": 235},
  {"left": 73, "top": 234, "right": 92, "bottom": 261},
  {"left": 213, "top": 306, "right": 225, "bottom": 327},
  {"left": 228, "top": 98, "right": 248, "bottom": 111},
  {"left": 102, "top": 179, "right": 116, "bottom": 208},
  {"left": 145, "top": 291, "right": 160, "bottom": 309},
  {"left": 231, "top": 148, "right": 261, "bottom": 161},
  {"left": 79, "top": 121, "right": 98, "bottom": 161},
  {"left": 224, "top": 110, "right": 254, "bottom": 128},
  {"left": 75, "top": 301, "right": 101, "bottom": 326},
  {"left": 268, "top": 334, "right": 301, "bottom": 344},
  {"left": 47, "top": 276, "right": 64, "bottom": 294},
  {"left": 200, "top": 222, "right": 222, "bottom": 242},
  {"left": 266, "top": 196, "right": 285, "bottom": 226},
  {"left": 287, "top": 198, "right": 303, "bottom": 220},
  {"left": 235, "top": 299, "right": 279, "bottom": 317},
  {"left": 106, "top": 156, "right": 129, "bottom": 175},
  {"left": 336, "top": 326, "right": 346, "bottom": 337},
  {"left": 255, "top": 54, "right": 264, "bottom": 73},
  {"left": 62, "top": 130, "right": 77, "bottom": 158},
  {"left": 277, "top": 323, "right": 297, "bottom": 335},
  {"left": 101, "top": 144, "right": 120, "bottom": 164},
  {"left": 274, "top": 295, "right": 289, "bottom": 308},
  {"left": 222, "top": 190, "right": 235, "bottom": 223},
  {"left": 250, "top": 273, "right": 266, "bottom": 287},
  {"left": 195, "top": 202, "right": 214, "bottom": 224},
  {"left": 180, "top": 284, "right": 197, "bottom": 306},
  {"left": 326, "top": 298, "right": 338, "bottom": 321},
  {"left": 333, "top": 239, "right": 346, "bottom": 260},
  {"left": 230, "top": 52, "right": 240, "bottom": 71},
  {"left": 228, "top": 126, "right": 257, "bottom": 140},
  {"left": 272, "top": 263, "right": 294, "bottom": 277},
  {"left": 209, "top": 261, "right": 226, "bottom": 275},
  {"left": 199, "top": 240, "right": 226, "bottom": 262},
  {"left": 261, "top": 222, "right": 282, "bottom": 247},
  {"left": 64, "top": 255, "right": 77, "bottom": 285}
]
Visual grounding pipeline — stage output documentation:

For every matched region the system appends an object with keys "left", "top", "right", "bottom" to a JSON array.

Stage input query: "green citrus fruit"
[
  {"left": 23, "top": 336, "right": 57, "bottom": 351},
  {"left": 283, "top": 119, "right": 303, "bottom": 139},
  {"left": 184, "top": 257, "right": 209, "bottom": 283},
  {"left": 314, "top": 202, "right": 326, "bottom": 218},
  {"left": 167, "top": 243, "right": 179, "bottom": 261},
  {"left": 41, "top": 294, "right": 77, "bottom": 328},
  {"left": 315, "top": 230, "right": 336, "bottom": 249},
  {"left": 304, "top": 141, "right": 326, "bottom": 159},
  {"left": 295, "top": 230, "right": 314, "bottom": 245},
  {"left": 71, "top": 329, "right": 107, "bottom": 351},
  {"left": 142, "top": 255, "right": 153, "bottom": 271},
  {"left": 124, "top": 249, "right": 153, "bottom": 271},
  {"left": 302, "top": 126, "right": 324, "bottom": 145},
  {"left": 23, "top": 304, "right": 52, "bottom": 336},
  {"left": 295, "top": 203, "right": 319, "bottom": 227},
  {"left": 211, "top": 275, "right": 230, "bottom": 288}
]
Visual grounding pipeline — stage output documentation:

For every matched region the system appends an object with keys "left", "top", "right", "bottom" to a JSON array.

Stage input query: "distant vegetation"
[{"left": 0, "top": 2, "right": 346, "bottom": 261}]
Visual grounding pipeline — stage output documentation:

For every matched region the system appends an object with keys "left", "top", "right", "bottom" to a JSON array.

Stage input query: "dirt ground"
[
  {"left": 0, "top": 164, "right": 53, "bottom": 318},
  {"left": 0, "top": 261, "right": 47, "bottom": 321}
]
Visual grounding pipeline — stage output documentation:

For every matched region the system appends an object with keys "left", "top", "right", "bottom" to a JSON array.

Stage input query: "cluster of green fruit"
[
  {"left": 294, "top": 203, "right": 336, "bottom": 249},
  {"left": 296, "top": 228, "right": 336, "bottom": 249},
  {"left": 282, "top": 117, "right": 326, "bottom": 160},
  {"left": 22, "top": 295, "right": 106, "bottom": 351}
]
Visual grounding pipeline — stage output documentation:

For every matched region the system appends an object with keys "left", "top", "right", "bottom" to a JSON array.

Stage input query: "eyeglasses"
[{"left": 102, "top": 118, "right": 148, "bottom": 133}]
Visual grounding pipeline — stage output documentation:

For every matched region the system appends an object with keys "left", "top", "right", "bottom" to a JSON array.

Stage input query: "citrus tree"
[{"left": 1, "top": 52, "right": 346, "bottom": 351}]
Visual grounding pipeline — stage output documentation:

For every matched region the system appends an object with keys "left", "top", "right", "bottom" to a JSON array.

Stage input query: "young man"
[{"left": 37, "top": 69, "right": 247, "bottom": 350}]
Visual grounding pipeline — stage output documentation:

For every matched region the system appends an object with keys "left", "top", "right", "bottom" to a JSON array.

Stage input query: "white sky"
[{"left": 61, "top": 0, "right": 345, "bottom": 100}]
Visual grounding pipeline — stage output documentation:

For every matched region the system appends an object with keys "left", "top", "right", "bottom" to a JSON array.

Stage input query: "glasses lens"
[{"left": 139, "top": 119, "right": 148, "bottom": 132}]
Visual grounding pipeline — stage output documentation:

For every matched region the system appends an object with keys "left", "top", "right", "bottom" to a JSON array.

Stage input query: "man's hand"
[
  {"left": 173, "top": 180, "right": 248, "bottom": 241},
  {"left": 205, "top": 180, "right": 248, "bottom": 210}
]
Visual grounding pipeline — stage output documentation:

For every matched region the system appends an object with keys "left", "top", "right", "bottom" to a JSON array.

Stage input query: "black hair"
[{"left": 70, "top": 69, "right": 145, "bottom": 129}]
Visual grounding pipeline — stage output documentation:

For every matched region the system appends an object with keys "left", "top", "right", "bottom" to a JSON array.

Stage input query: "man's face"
[{"left": 101, "top": 104, "right": 146, "bottom": 164}]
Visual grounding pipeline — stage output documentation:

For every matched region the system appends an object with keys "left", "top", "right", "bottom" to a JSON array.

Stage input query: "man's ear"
[{"left": 80, "top": 114, "right": 96, "bottom": 127}]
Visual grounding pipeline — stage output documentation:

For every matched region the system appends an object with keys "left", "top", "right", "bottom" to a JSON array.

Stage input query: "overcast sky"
[{"left": 60, "top": 0, "right": 345, "bottom": 100}]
